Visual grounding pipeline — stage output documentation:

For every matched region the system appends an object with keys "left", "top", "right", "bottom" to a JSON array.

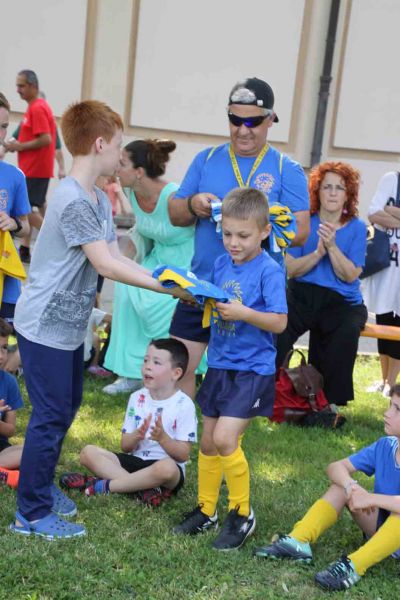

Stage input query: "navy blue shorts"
[
  {"left": 26, "top": 177, "right": 49, "bottom": 208},
  {"left": 196, "top": 368, "right": 275, "bottom": 418},
  {"left": 0, "top": 302, "right": 15, "bottom": 327},
  {"left": 114, "top": 453, "right": 184, "bottom": 493},
  {"left": 169, "top": 301, "right": 210, "bottom": 344}
]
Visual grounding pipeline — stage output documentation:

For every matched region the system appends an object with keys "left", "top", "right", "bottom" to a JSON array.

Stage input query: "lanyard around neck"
[{"left": 229, "top": 144, "right": 269, "bottom": 188}]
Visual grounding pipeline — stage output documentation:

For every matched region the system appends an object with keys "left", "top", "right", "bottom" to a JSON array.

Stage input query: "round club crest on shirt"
[{"left": 254, "top": 173, "right": 275, "bottom": 197}]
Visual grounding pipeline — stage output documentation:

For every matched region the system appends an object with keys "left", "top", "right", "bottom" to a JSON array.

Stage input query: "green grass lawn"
[{"left": 1, "top": 355, "right": 398, "bottom": 600}]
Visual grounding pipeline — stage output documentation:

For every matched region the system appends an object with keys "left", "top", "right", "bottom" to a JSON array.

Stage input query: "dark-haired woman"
[
  {"left": 276, "top": 162, "right": 368, "bottom": 407},
  {"left": 103, "top": 140, "right": 194, "bottom": 394}
]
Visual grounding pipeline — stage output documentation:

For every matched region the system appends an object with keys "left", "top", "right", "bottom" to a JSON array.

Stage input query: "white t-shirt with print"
[{"left": 121, "top": 387, "right": 197, "bottom": 474}]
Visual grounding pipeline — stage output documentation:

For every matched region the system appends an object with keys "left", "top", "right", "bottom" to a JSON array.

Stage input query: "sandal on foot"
[
  {"left": 59, "top": 472, "right": 96, "bottom": 491},
  {"left": 9, "top": 511, "right": 86, "bottom": 540},
  {"left": 51, "top": 484, "right": 77, "bottom": 518}
]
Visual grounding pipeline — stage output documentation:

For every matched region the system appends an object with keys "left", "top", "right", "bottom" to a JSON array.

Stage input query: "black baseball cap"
[{"left": 228, "top": 77, "right": 279, "bottom": 123}]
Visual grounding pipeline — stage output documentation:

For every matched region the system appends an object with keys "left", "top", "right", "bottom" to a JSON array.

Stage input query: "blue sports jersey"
[
  {"left": 0, "top": 369, "right": 24, "bottom": 445},
  {"left": 0, "top": 162, "right": 30, "bottom": 303},
  {"left": 349, "top": 436, "right": 400, "bottom": 538},
  {"left": 175, "top": 143, "right": 309, "bottom": 279},
  {"left": 287, "top": 214, "right": 366, "bottom": 305},
  {"left": 207, "top": 250, "right": 287, "bottom": 376}
]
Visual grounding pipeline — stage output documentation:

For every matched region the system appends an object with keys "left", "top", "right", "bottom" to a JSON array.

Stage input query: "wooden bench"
[{"left": 360, "top": 323, "right": 400, "bottom": 341}]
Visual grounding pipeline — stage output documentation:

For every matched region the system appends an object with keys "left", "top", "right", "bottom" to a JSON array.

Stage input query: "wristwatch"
[{"left": 13, "top": 217, "right": 23, "bottom": 233}]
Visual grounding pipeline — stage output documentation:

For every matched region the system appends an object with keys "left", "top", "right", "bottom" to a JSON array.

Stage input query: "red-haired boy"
[{"left": 11, "top": 100, "right": 190, "bottom": 540}]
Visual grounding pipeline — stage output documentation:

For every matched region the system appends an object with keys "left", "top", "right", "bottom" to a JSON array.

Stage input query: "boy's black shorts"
[
  {"left": 114, "top": 453, "right": 184, "bottom": 493},
  {"left": 0, "top": 439, "right": 12, "bottom": 452}
]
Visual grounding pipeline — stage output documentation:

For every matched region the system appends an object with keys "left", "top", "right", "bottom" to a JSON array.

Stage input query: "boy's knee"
[
  {"left": 324, "top": 483, "right": 349, "bottom": 509},
  {"left": 153, "top": 458, "right": 178, "bottom": 483},
  {"left": 212, "top": 430, "right": 238, "bottom": 456},
  {"left": 80, "top": 444, "right": 97, "bottom": 466},
  {"left": 200, "top": 430, "right": 217, "bottom": 455}
]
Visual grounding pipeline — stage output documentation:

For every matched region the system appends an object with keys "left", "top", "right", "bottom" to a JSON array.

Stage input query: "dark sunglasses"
[{"left": 227, "top": 111, "right": 272, "bottom": 128}]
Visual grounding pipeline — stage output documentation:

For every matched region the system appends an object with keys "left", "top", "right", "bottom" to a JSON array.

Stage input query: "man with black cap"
[{"left": 169, "top": 77, "right": 310, "bottom": 399}]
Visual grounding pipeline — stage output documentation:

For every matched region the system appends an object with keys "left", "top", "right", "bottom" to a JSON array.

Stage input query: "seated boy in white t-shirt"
[{"left": 60, "top": 338, "right": 197, "bottom": 503}]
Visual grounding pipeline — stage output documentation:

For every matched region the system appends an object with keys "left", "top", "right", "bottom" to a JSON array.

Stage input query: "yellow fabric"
[
  {"left": 219, "top": 446, "right": 250, "bottom": 516},
  {"left": 0, "top": 231, "right": 26, "bottom": 304},
  {"left": 202, "top": 298, "right": 220, "bottom": 328},
  {"left": 268, "top": 205, "right": 297, "bottom": 248},
  {"left": 290, "top": 498, "right": 338, "bottom": 543},
  {"left": 157, "top": 269, "right": 196, "bottom": 290},
  {"left": 349, "top": 514, "right": 400, "bottom": 576},
  {"left": 198, "top": 451, "right": 223, "bottom": 517}
]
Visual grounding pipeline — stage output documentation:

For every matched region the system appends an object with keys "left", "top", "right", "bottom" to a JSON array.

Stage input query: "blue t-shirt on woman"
[{"left": 287, "top": 214, "right": 366, "bottom": 305}]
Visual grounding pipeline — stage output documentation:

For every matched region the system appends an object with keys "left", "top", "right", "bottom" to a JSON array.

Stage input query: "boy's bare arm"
[
  {"left": 349, "top": 488, "right": 400, "bottom": 515},
  {"left": 82, "top": 239, "right": 194, "bottom": 303},
  {"left": 149, "top": 414, "right": 191, "bottom": 463},
  {"left": 108, "top": 240, "right": 149, "bottom": 274},
  {"left": 215, "top": 300, "right": 287, "bottom": 334},
  {"left": 0, "top": 406, "right": 16, "bottom": 438},
  {"left": 326, "top": 458, "right": 358, "bottom": 490}
]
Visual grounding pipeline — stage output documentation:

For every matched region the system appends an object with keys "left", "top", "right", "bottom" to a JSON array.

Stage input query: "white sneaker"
[
  {"left": 366, "top": 381, "right": 385, "bottom": 393},
  {"left": 382, "top": 383, "right": 391, "bottom": 398},
  {"left": 102, "top": 377, "right": 142, "bottom": 395}
]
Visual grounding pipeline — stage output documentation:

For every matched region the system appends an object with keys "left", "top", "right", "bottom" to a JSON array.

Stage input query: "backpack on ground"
[{"left": 270, "top": 349, "right": 346, "bottom": 429}]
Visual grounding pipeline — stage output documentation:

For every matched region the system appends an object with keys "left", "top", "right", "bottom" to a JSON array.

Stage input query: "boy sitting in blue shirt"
[
  {"left": 255, "top": 384, "right": 400, "bottom": 592},
  {"left": 173, "top": 187, "right": 287, "bottom": 550},
  {"left": 60, "top": 339, "right": 197, "bottom": 502},
  {"left": 0, "top": 317, "right": 24, "bottom": 488}
]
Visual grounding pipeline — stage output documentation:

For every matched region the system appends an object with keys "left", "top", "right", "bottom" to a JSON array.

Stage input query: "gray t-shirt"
[{"left": 14, "top": 176, "right": 116, "bottom": 350}]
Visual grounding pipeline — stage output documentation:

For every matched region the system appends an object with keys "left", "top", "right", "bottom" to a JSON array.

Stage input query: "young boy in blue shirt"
[
  {"left": 174, "top": 187, "right": 287, "bottom": 550},
  {"left": 255, "top": 384, "right": 400, "bottom": 592},
  {"left": 0, "top": 317, "right": 24, "bottom": 488}
]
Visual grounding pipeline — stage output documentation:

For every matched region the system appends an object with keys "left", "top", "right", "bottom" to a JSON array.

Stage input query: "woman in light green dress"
[{"left": 103, "top": 140, "right": 195, "bottom": 394}]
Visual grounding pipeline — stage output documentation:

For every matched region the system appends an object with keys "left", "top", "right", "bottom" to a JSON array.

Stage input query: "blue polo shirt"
[{"left": 175, "top": 143, "right": 309, "bottom": 279}]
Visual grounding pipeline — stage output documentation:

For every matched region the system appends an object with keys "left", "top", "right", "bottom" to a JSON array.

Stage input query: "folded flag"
[
  {"left": 152, "top": 265, "right": 232, "bottom": 327},
  {"left": 269, "top": 204, "right": 297, "bottom": 249},
  {"left": 0, "top": 231, "right": 26, "bottom": 305}
]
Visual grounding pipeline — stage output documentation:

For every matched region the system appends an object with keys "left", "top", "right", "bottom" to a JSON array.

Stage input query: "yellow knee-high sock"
[
  {"left": 348, "top": 515, "right": 400, "bottom": 576},
  {"left": 290, "top": 498, "right": 338, "bottom": 543},
  {"left": 198, "top": 451, "right": 223, "bottom": 517},
  {"left": 219, "top": 446, "right": 249, "bottom": 517}
]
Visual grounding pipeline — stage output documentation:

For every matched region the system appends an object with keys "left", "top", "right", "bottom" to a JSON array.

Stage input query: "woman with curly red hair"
[{"left": 276, "top": 161, "right": 368, "bottom": 407}]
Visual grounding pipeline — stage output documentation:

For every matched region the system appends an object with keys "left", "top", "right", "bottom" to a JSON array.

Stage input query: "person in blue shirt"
[
  {"left": 276, "top": 161, "right": 368, "bottom": 407},
  {"left": 0, "top": 93, "right": 31, "bottom": 324},
  {"left": 255, "top": 383, "right": 400, "bottom": 592},
  {"left": 168, "top": 77, "right": 309, "bottom": 400},
  {"left": 173, "top": 187, "right": 287, "bottom": 551},
  {"left": 0, "top": 317, "right": 24, "bottom": 489}
]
